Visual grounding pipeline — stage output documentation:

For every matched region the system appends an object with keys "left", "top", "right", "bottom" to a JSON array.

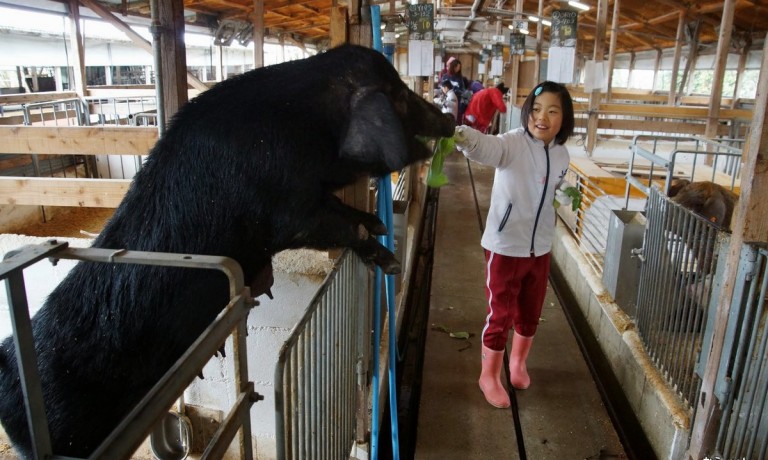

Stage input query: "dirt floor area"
[{"left": 12, "top": 207, "right": 114, "bottom": 239}]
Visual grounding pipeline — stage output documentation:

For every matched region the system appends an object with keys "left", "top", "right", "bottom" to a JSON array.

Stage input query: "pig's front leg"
[{"left": 290, "top": 194, "right": 400, "bottom": 274}]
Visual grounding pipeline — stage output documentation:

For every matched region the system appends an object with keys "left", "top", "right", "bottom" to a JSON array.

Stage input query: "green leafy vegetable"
[{"left": 427, "top": 136, "right": 456, "bottom": 188}]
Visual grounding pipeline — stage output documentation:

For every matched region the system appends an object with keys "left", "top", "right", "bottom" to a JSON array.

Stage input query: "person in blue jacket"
[{"left": 454, "top": 81, "right": 576, "bottom": 408}]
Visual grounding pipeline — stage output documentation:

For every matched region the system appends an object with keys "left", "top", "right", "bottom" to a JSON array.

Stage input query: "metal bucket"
[{"left": 150, "top": 410, "right": 192, "bottom": 460}]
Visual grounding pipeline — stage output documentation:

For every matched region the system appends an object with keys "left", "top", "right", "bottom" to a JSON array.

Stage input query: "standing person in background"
[
  {"left": 433, "top": 79, "right": 459, "bottom": 122},
  {"left": 464, "top": 82, "right": 509, "bottom": 134},
  {"left": 452, "top": 81, "right": 577, "bottom": 408},
  {"left": 441, "top": 58, "right": 470, "bottom": 121}
]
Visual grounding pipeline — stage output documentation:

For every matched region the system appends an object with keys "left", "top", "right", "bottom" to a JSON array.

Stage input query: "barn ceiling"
[{"left": 30, "top": 0, "right": 768, "bottom": 56}]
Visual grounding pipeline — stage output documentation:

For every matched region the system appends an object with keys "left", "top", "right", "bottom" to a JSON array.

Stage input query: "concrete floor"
[{"left": 414, "top": 153, "right": 627, "bottom": 459}]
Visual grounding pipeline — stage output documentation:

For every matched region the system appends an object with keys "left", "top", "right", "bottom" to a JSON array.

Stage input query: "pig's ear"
[{"left": 340, "top": 90, "right": 408, "bottom": 171}]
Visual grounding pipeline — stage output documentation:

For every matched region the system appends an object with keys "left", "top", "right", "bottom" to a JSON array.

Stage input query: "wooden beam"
[
  {"left": 67, "top": 0, "right": 87, "bottom": 96},
  {"left": 0, "top": 92, "right": 79, "bottom": 106},
  {"left": 704, "top": 0, "right": 735, "bottom": 141},
  {"left": 572, "top": 102, "right": 752, "bottom": 120},
  {"left": 0, "top": 126, "right": 157, "bottom": 155},
  {"left": 586, "top": 0, "right": 609, "bottom": 155},
  {"left": 0, "top": 177, "right": 130, "bottom": 208},
  {"left": 606, "top": 0, "right": 620, "bottom": 101},
  {"left": 252, "top": 0, "right": 265, "bottom": 68},
  {"left": 330, "top": 6, "right": 348, "bottom": 46}
]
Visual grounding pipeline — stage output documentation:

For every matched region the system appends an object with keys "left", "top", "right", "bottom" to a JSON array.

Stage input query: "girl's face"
[{"left": 527, "top": 91, "right": 563, "bottom": 145}]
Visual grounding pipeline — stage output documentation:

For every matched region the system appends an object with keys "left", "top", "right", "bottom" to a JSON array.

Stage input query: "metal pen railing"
[
  {"left": 274, "top": 250, "right": 370, "bottom": 460},
  {"left": 703, "top": 244, "right": 768, "bottom": 459},
  {"left": 635, "top": 186, "right": 726, "bottom": 411},
  {"left": 19, "top": 98, "right": 91, "bottom": 179},
  {"left": 1, "top": 240, "right": 259, "bottom": 459},
  {"left": 624, "top": 134, "right": 742, "bottom": 208}
]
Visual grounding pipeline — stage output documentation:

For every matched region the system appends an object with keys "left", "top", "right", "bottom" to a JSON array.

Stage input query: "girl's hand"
[
  {"left": 453, "top": 125, "right": 479, "bottom": 150},
  {"left": 554, "top": 182, "right": 582, "bottom": 211}
]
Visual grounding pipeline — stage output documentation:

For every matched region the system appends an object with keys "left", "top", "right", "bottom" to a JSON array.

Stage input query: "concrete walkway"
[{"left": 414, "top": 152, "right": 627, "bottom": 459}]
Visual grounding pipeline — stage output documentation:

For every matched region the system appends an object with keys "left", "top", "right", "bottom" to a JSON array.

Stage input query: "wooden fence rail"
[{"left": 0, "top": 125, "right": 156, "bottom": 208}]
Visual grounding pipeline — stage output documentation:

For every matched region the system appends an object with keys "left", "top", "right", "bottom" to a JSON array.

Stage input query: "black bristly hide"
[{"left": 0, "top": 44, "right": 455, "bottom": 458}]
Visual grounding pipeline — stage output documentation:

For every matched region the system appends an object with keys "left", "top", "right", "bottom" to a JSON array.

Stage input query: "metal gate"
[
  {"left": 274, "top": 250, "right": 370, "bottom": 460},
  {"left": 635, "top": 186, "right": 726, "bottom": 410}
]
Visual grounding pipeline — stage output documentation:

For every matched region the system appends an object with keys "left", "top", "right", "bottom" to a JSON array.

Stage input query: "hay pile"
[{"left": 12, "top": 207, "right": 113, "bottom": 239}]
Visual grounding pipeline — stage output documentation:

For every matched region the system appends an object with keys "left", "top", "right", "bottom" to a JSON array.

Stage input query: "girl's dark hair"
[
  {"left": 448, "top": 59, "right": 462, "bottom": 76},
  {"left": 520, "top": 81, "right": 575, "bottom": 145}
]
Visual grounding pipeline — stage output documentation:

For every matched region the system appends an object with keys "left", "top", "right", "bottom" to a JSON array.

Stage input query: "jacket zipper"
[{"left": 530, "top": 144, "right": 550, "bottom": 254}]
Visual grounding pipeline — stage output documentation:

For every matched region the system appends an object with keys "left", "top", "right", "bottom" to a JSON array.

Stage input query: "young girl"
[
  {"left": 434, "top": 79, "right": 459, "bottom": 122},
  {"left": 453, "top": 81, "right": 576, "bottom": 408}
]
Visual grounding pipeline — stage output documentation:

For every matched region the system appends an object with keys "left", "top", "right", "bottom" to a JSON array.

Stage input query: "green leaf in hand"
[{"left": 563, "top": 186, "right": 582, "bottom": 211}]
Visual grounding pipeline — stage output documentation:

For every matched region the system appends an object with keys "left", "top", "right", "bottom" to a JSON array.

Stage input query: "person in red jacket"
[{"left": 463, "top": 82, "right": 509, "bottom": 133}]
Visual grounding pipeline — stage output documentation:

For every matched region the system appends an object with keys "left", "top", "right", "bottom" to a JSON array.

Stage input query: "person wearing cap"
[{"left": 463, "top": 82, "right": 509, "bottom": 134}]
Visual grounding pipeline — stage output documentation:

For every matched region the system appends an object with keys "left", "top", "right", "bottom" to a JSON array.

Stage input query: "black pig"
[{"left": 0, "top": 44, "right": 455, "bottom": 457}]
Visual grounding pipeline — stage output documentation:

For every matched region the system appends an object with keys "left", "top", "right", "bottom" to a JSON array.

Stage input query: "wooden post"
[
  {"left": 668, "top": 10, "right": 685, "bottom": 105},
  {"left": 687, "top": 33, "right": 768, "bottom": 460},
  {"left": 586, "top": 0, "right": 608, "bottom": 155},
  {"left": 731, "top": 36, "right": 751, "bottom": 109},
  {"left": 330, "top": 5, "right": 348, "bottom": 46},
  {"left": 155, "top": 0, "right": 188, "bottom": 120},
  {"left": 678, "top": 19, "right": 701, "bottom": 97},
  {"left": 652, "top": 49, "right": 662, "bottom": 92},
  {"left": 605, "top": 0, "right": 620, "bottom": 101},
  {"left": 704, "top": 0, "right": 735, "bottom": 142},
  {"left": 251, "top": 0, "right": 264, "bottom": 69},
  {"left": 215, "top": 45, "right": 224, "bottom": 82},
  {"left": 533, "top": 0, "right": 544, "bottom": 83},
  {"left": 67, "top": 0, "right": 87, "bottom": 96}
]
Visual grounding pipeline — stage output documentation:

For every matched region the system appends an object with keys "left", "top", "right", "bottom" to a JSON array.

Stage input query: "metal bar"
[
  {"left": 233, "top": 318, "right": 254, "bottom": 460},
  {"left": 200, "top": 381, "right": 256, "bottom": 460},
  {"left": 4, "top": 270, "right": 53, "bottom": 460},
  {"left": 56, "top": 247, "right": 244, "bottom": 298}
]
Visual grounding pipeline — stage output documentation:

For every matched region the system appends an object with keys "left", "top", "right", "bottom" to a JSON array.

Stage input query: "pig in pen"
[{"left": 634, "top": 185, "right": 732, "bottom": 408}]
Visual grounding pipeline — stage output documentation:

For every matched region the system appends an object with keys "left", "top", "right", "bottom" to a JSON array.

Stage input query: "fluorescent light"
[
  {"left": 528, "top": 16, "right": 539, "bottom": 22},
  {"left": 568, "top": 1, "right": 590, "bottom": 11},
  {"left": 542, "top": 19, "right": 552, "bottom": 26}
]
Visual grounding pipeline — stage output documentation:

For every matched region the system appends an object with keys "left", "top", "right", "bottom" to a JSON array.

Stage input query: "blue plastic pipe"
[{"left": 370, "top": 5, "right": 400, "bottom": 460}]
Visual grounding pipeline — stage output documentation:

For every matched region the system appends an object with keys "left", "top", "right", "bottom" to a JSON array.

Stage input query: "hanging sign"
[
  {"left": 407, "top": 4, "right": 434, "bottom": 40},
  {"left": 510, "top": 33, "right": 525, "bottom": 56},
  {"left": 550, "top": 9, "right": 578, "bottom": 48},
  {"left": 512, "top": 20, "right": 529, "bottom": 34}
]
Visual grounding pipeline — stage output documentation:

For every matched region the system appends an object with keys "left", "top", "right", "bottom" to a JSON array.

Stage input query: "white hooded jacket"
[{"left": 460, "top": 127, "right": 570, "bottom": 257}]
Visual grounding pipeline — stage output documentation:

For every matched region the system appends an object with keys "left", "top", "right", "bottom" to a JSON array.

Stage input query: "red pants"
[{"left": 481, "top": 250, "right": 551, "bottom": 350}]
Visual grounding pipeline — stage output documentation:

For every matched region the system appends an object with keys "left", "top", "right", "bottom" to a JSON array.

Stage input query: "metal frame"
[{"left": 1, "top": 240, "right": 259, "bottom": 459}]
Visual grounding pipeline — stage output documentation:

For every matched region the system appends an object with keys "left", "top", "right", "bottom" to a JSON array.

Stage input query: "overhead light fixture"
[
  {"left": 541, "top": 19, "right": 552, "bottom": 26},
  {"left": 528, "top": 16, "right": 539, "bottom": 22},
  {"left": 568, "top": 1, "right": 590, "bottom": 11}
]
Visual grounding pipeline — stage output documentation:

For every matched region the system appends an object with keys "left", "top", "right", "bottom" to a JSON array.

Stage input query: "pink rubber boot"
[
  {"left": 509, "top": 332, "right": 534, "bottom": 390},
  {"left": 479, "top": 345, "right": 510, "bottom": 408}
]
